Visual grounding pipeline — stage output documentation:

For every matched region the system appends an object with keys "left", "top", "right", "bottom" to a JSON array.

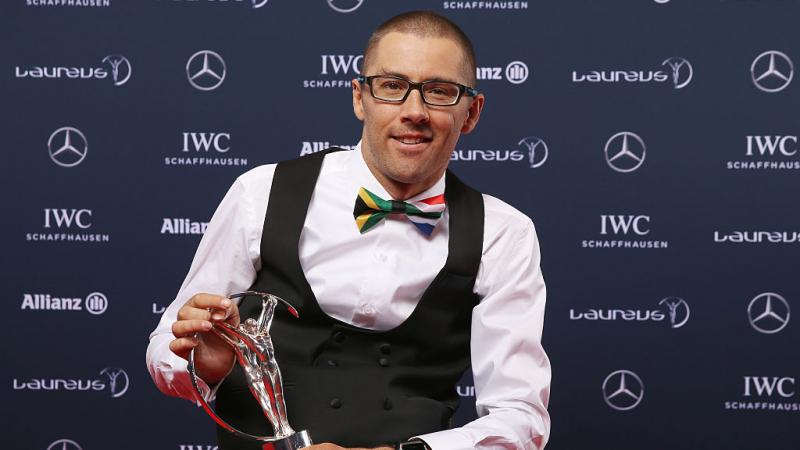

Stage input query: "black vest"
[{"left": 215, "top": 150, "right": 485, "bottom": 449}]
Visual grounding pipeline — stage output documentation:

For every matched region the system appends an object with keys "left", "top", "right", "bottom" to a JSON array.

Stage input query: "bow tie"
[{"left": 353, "top": 187, "right": 445, "bottom": 236}]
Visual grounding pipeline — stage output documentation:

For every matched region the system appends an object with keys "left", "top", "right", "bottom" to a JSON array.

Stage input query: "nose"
[{"left": 400, "top": 88, "right": 430, "bottom": 124}]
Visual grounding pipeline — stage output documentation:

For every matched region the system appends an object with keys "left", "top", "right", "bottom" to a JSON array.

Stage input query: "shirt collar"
[{"left": 349, "top": 140, "right": 446, "bottom": 203}]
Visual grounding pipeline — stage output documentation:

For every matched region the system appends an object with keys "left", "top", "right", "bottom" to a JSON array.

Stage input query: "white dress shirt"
[{"left": 146, "top": 143, "right": 551, "bottom": 450}]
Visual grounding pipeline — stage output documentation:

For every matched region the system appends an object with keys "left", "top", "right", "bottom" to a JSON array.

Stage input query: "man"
[{"left": 147, "top": 11, "right": 550, "bottom": 450}]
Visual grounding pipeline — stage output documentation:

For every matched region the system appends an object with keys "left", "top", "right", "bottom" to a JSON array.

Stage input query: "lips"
[{"left": 392, "top": 134, "right": 432, "bottom": 145}]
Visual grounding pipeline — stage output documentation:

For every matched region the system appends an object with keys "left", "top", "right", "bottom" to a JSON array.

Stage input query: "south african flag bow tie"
[{"left": 353, "top": 187, "right": 446, "bottom": 236}]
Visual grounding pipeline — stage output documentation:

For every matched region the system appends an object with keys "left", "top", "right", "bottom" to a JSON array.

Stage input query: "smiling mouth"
[{"left": 393, "top": 136, "right": 432, "bottom": 145}]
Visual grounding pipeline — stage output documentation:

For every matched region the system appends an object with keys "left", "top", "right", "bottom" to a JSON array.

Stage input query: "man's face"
[{"left": 352, "top": 32, "right": 484, "bottom": 199}]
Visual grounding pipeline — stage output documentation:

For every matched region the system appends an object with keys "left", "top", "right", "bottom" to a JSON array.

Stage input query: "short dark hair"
[{"left": 363, "top": 11, "right": 477, "bottom": 86}]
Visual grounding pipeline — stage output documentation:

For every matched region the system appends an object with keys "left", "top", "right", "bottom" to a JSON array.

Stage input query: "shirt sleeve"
[
  {"left": 145, "top": 169, "right": 271, "bottom": 405},
  {"left": 417, "top": 202, "right": 551, "bottom": 450}
]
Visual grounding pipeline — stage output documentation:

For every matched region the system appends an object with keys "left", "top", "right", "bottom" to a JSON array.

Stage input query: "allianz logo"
[
  {"left": 300, "top": 141, "right": 358, "bottom": 156},
  {"left": 21, "top": 292, "right": 107, "bottom": 315},
  {"left": 161, "top": 218, "right": 209, "bottom": 235},
  {"left": 570, "top": 297, "right": 690, "bottom": 328},
  {"left": 746, "top": 135, "right": 797, "bottom": 157},
  {"left": 13, "top": 368, "right": 129, "bottom": 398},
  {"left": 714, "top": 231, "right": 800, "bottom": 243}
]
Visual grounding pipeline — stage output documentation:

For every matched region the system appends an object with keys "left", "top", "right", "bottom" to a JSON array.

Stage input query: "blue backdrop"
[{"left": 4, "top": 1, "right": 799, "bottom": 449}]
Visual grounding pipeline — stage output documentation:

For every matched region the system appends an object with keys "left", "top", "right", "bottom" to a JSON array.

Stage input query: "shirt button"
[
  {"left": 378, "top": 357, "right": 390, "bottom": 367},
  {"left": 332, "top": 331, "right": 346, "bottom": 343},
  {"left": 379, "top": 343, "right": 391, "bottom": 355},
  {"left": 362, "top": 304, "right": 376, "bottom": 316},
  {"left": 330, "top": 398, "right": 343, "bottom": 409},
  {"left": 327, "top": 359, "right": 338, "bottom": 367}
]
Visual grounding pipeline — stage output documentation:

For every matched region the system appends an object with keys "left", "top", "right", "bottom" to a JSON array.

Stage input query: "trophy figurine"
[{"left": 188, "top": 291, "right": 312, "bottom": 450}]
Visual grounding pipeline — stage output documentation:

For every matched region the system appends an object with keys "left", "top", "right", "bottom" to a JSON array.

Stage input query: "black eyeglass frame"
[{"left": 357, "top": 74, "right": 479, "bottom": 106}]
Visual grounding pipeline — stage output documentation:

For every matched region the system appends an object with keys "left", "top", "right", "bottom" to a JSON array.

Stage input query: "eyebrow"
[{"left": 375, "top": 67, "right": 462, "bottom": 85}]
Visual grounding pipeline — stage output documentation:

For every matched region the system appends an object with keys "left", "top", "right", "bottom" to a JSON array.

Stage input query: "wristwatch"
[{"left": 396, "top": 439, "right": 431, "bottom": 450}]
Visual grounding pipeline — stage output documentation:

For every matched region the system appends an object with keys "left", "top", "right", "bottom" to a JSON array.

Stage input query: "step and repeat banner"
[{"left": 3, "top": 1, "right": 799, "bottom": 449}]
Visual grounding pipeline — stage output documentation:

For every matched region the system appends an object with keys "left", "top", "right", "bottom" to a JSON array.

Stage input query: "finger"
[
  {"left": 187, "top": 293, "right": 233, "bottom": 310},
  {"left": 168, "top": 336, "right": 200, "bottom": 359},
  {"left": 171, "top": 319, "right": 212, "bottom": 338},
  {"left": 177, "top": 304, "right": 213, "bottom": 321}
]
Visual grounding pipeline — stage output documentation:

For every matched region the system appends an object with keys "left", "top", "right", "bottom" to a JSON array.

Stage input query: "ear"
[
  {"left": 460, "top": 93, "right": 484, "bottom": 134},
  {"left": 352, "top": 78, "right": 365, "bottom": 121}
]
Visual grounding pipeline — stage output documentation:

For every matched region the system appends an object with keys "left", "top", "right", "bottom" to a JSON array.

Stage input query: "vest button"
[
  {"left": 378, "top": 357, "right": 390, "bottom": 367},
  {"left": 330, "top": 397, "right": 343, "bottom": 409},
  {"left": 332, "top": 331, "right": 346, "bottom": 343},
  {"left": 379, "top": 343, "right": 391, "bottom": 355},
  {"left": 383, "top": 398, "right": 393, "bottom": 410},
  {"left": 327, "top": 359, "right": 338, "bottom": 367}
]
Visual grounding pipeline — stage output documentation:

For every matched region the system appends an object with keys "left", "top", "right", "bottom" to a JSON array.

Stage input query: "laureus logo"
[
  {"left": 100, "top": 367, "right": 130, "bottom": 398},
  {"left": 659, "top": 297, "right": 690, "bottom": 328},
  {"left": 661, "top": 57, "right": 693, "bottom": 89},
  {"left": 101, "top": 55, "right": 131, "bottom": 86},
  {"left": 518, "top": 136, "right": 548, "bottom": 168}
]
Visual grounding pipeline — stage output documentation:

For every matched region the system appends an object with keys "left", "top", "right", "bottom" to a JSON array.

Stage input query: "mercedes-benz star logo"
[
  {"left": 100, "top": 367, "right": 130, "bottom": 398},
  {"left": 751, "top": 50, "right": 794, "bottom": 93},
  {"left": 604, "top": 131, "right": 646, "bottom": 173},
  {"left": 252, "top": 0, "right": 268, "bottom": 7},
  {"left": 747, "top": 292, "right": 790, "bottom": 334},
  {"left": 518, "top": 136, "right": 548, "bottom": 168},
  {"left": 47, "top": 439, "right": 82, "bottom": 450},
  {"left": 327, "top": 0, "right": 364, "bottom": 13},
  {"left": 602, "top": 369, "right": 644, "bottom": 411},
  {"left": 102, "top": 54, "right": 131, "bottom": 86},
  {"left": 186, "top": 50, "right": 226, "bottom": 91},
  {"left": 661, "top": 57, "right": 693, "bottom": 89},
  {"left": 48, "top": 127, "right": 88, "bottom": 168},
  {"left": 659, "top": 296, "right": 690, "bottom": 329}
]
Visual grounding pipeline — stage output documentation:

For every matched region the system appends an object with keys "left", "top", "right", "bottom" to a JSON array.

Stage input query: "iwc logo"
[
  {"left": 48, "top": 127, "right": 88, "bottom": 168},
  {"left": 747, "top": 292, "right": 790, "bottom": 334},
  {"left": 751, "top": 50, "right": 793, "bottom": 93},
  {"left": 602, "top": 370, "right": 644, "bottom": 411},
  {"left": 186, "top": 50, "right": 226, "bottom": 91}
]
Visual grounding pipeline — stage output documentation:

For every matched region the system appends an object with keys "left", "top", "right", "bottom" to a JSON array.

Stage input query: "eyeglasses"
[{"left": 357, "top": 75, "right": 479, "bottom": 106}]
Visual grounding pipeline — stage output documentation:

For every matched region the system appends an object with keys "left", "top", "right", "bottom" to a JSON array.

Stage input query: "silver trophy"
[{"left": 188, "top": 291, "right": 312, "bottom": 450}]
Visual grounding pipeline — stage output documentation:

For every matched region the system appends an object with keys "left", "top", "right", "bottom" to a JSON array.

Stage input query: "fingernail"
[
  {"left": 202, "top": 321, "right": 212, "bottom": 330},
  {"left": 221, "top": 299, "right": 232, "bottom": 307},
  {"left": 212, "top": 312, "right": 225, "bottom": 321}
]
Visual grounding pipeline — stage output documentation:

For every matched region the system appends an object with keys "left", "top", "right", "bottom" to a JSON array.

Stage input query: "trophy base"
[{"left": 262, "top": 430, "right": 313, "bottom": 450}]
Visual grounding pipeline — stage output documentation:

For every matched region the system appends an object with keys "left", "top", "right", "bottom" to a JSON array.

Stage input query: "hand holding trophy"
[{"left": 188, "top": 291, "right": 313, "bottom": 450}]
